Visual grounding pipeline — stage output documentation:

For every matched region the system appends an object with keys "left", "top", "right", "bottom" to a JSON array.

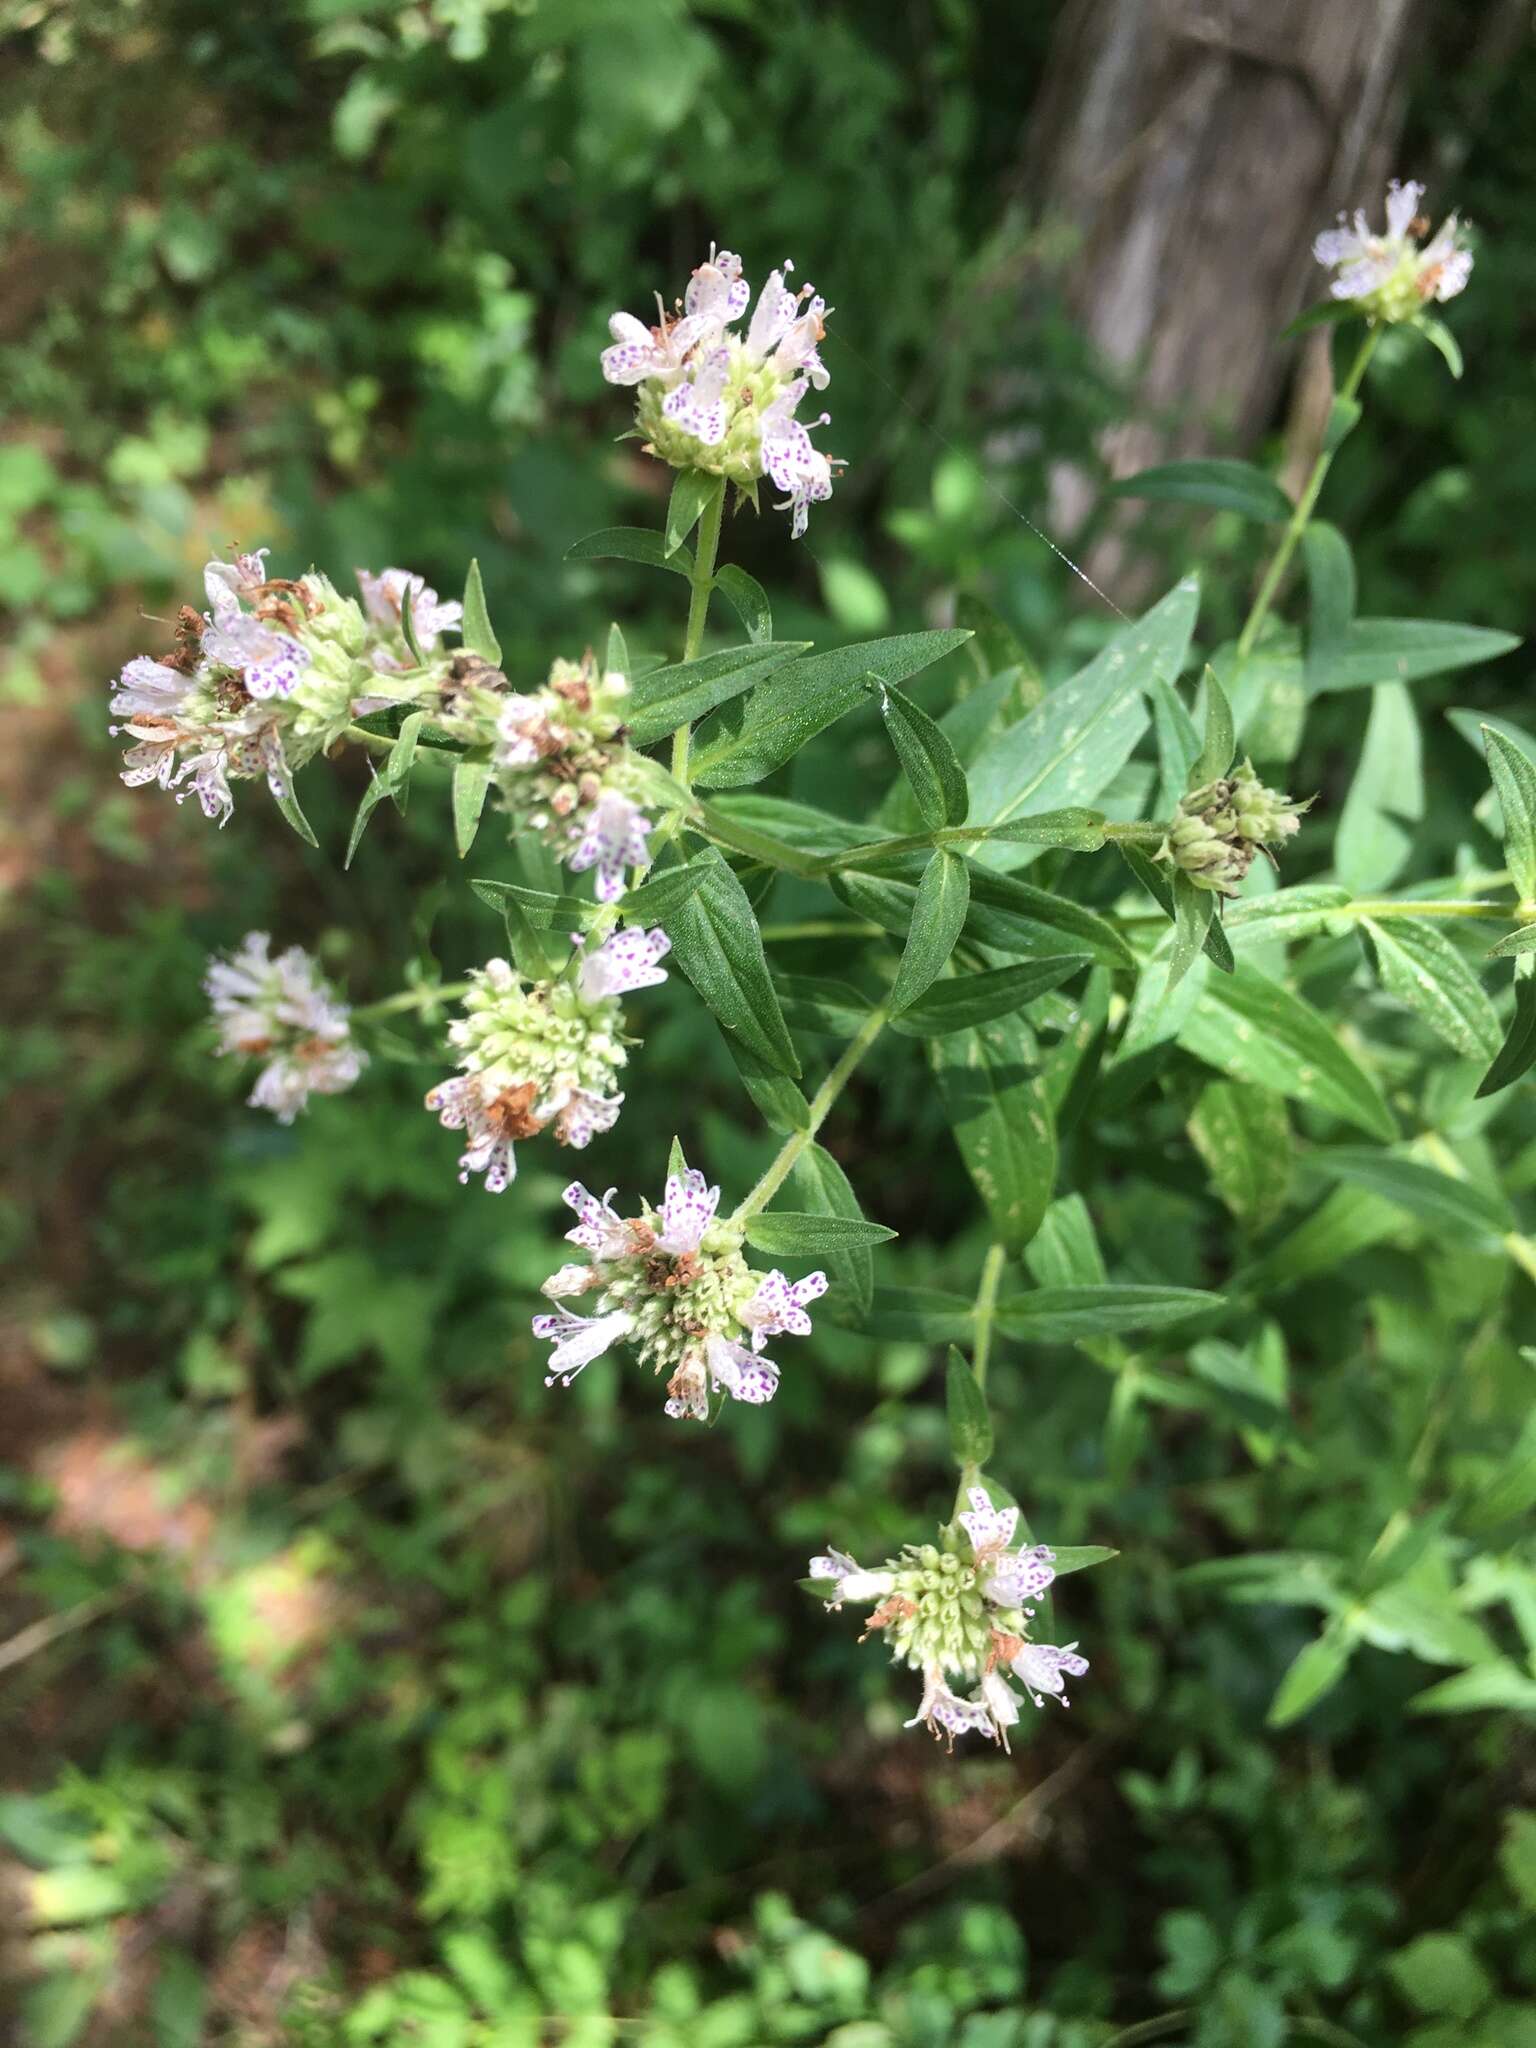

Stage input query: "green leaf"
[
  {"left": 1410, "top": 1660, "right": 1536, "bottom": 1715},
  {"left": 271, "top": 775, "right": 319, "bottom": 849},
  {"left": 692, "top": 629, "right": 973, "bottom": 788},
  {"left": 975, "top": 808, "right": 1107, "bottom": 851},
  {"left": 968, "top": 578, "right": 1199, "bottom": 864},
  {"left": 956, "top": 593, "right": 1040, "bottom": 696},
  {"left": 871, "top": 677, "right": 969, "bottom": 830},
  {"left": 1478, "top": 979, "right": 1536, "bottom": 1097},
  {"left": 889, "top": 850, "right": 970, "bottom": 1015},
  {"left": 620, "top": 857, "right": 711, "bottom": 924},
  {"left": 1335, "top": 685, "right": 1422, "bottom": 892},
  {"left": 1302, "top": 521, "right": 1356, "bottom": 697},
  {"left": 624, "top": 640, "right": 809, "bottom": 748},
  {"left": 725, "top": 1038, "right": 810, "bottom": 1136},
  {"left": 1189, "top": 667, "right": 1236, "bottom": 785},
  {"left": 890, "top": 957, "right": 1087, "bottom": 1037},
  {"left": 1188, "top": 1081, "right": 1292, "bottom": 1233},
  {"left": 1280, "top": 297, "right": 1359, "bottom": 339},
  {"left": 385, "top": 709, "right": 426, "bottom": 813},
  {"left": 606, "top": 621, "right": 630, "bottom": 677},
  {"left": 451, "top": 757, "right": 493, "bottom": 859},
  {"left": 1500, "top": 1812, "right": 1536, "bottom": 1911},
  {"left": 1106, "top": 458, "right": 1292, "bottom": 522},
  {"left": 658, "top": 847, "right": 800, "bottom": 1076},
  {"left": 868, "top": 1287, "right": 974, "bottom": 1340},
  {"left": 467, "top": 878, "right": 586, "bottom": 931},
  {"left": 1166, "top": 872, "right": 1215, "bottom": 997},
  {"left": 1487, "top": 924, "right": 1536, "bottom": 960},
  {"left": 1266, "top": 1627, "right": 1353, "bottom": 1728},
  {"left": 1049, "top": 1545, "right": 1119, "bottom": 1576},
  {"left": 1119, "top": 843, "right": 1235, "bottom": 975},
  {"left": 1322, "top": 395, "right": 1362, "bottom": 455},
  {"left": 664, "top": 468, "right": 719, "bottom": 557},
  {"left": 1363, "top": 917, "right": 1502, "bottom": 1061},
  {"left": 345, "top": 768, "right": 391, "bottom": 869},
  {"left": 930, "top": 1014, "right": 1056, "bottom": 1251},
  {"left": 1309, "top": 1147, "right": 1511, "bottom": 1237},
  {"left": 397, "top": 578, "right": 424, "bottom": 666},
  {"left": 1312, "top": 616, "right": 1521, "bottom": 696},
  {"left": 564, "top": 526, "right": 692, "bottom": 577},
  {"left": 1178, "top": 962, "right": 1397, "bottom": 1140},
  {"left": 1388, "top": 1935, "right": 1492, "bottom": 2020},
  {"left": 792, "top": 1144, "right": 878, "bottom": 1317},
  {"left": 714, "top": 563, "right": 772, "bottom": 644},
  {"left": 993, "top": 1285, "right": 1219, "bottom": 1343},
  {"left": 945, "top": 1348, "right": 993, "bottom": 1465},
  {"left": 743, "top": 1211, "right": 896, "bottom": 1255},
  {"left": 461, "top": 558, "right": 501, "bottom": 664},
  {"left": 1224, "top": 883, "right": 1351, "bottom": 948},
  {"left": 1149, "top": 674, "right": 1201, "bottom": 810},
  {"left": 965, "top": 865, "right": 1134, "bottom": 968},
  {"left": 776, "top": 975, "right": 871, "bottom": 1037},
  {"left": 497, "top": 890, "right": 558, "bottom": 981},
  {"left": 1415, "top": 317, "right": 1464, "bottom": 380},
  {"left": 1484, "top": 726, "right": 1536, "bottom": 907}
]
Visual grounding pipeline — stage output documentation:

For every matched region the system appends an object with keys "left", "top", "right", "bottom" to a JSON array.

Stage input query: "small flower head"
[
  {"left": 601, "top": 247, "right": 844, "bottom": 537},
  {"left": 1160, "top": 760, "right": 1310, "bottom": 898},
  {"left": 1313, "top": 179, "right": 1473, "bottom": 323},
  {"left": 356, "top": 566, "right": 463, "bottom": 662},
  {"left": 424, "top": 934, "right": 668, "bottom": 1189},
  {"left": 811, "top": 1487, "right": 1090, "bottom": 1748},
  {"left": 533, "top": 1165, "right": 825, "bottom": 1419},
  {"left": 206, "top": 933, "right": 365, "bottom": 1124}
]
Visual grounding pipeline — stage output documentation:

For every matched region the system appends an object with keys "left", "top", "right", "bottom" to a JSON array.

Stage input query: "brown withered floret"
[{"left": 484, "top": 1081, "right": 544, "bottom": 1141}]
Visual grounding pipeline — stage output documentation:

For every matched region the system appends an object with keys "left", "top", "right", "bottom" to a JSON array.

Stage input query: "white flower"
[
  {"left": 532, "top": 1307, "right": 634, "bottom": 1388},
  {"left": 957, "top": 1485, "right": 1057, "bottom": 1608},
  {"left": 206, "top": 933, "right": 365, "bottom": 1123},
  {"left": 561, "top": 1182, "right": 632, "bottom": 1261},
  {"left": 422, "top": 1072, "right": 523, "bottom": 1193},
  {"left": 201, "top": 561, "right": 311, "bottom": 702},
  {"left": 740, "top": 1268, "right": 828, "bottom": 1353},
  {"left": 1313, "top": 179, "right": 1473, "bottom": 319},
  {"left": 1010, "top": 1641, "right": 1089, "bottom": 1710},
  {"left": 979, "top": 1668, "right": 1023, "bottom": 1747},
  {"left": 109, "top": 655, "right": 191, "bottom": 726},
  {"left": 905, "top": 1668, "right": 997, "bottom": 1747},
  {"left": 542, "top": 1262, "right": 596, "bottom": 1300},
  {"left": 654, "top": 1167, "right": 720, "bottom": 1255},
  {"left": 702, "top": 1334, "right": 779, "bottom": 1406},
  {"left": 356, "top": 566, "right": 463, "bottom": 648},
  {"left": 809, "top": 1550, "right": 896, "bottom": 1607},
  {"left": 566, "top": 789, "right": 653, "bottom": 902},
  {"left": 574, "top": 926, "right": 671, "bottom": 1003}
]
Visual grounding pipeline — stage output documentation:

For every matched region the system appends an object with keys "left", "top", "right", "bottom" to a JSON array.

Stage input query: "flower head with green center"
[
  {"left": 1160, "top": 760, "right": 1310, "bottom": 898},
  {"left": 425, "top": 928, "right": 671, "bottom": 1192},
  {"left": 532, "top": 1168, "right": 826, "bottom": 1419},
  {"left": 206, "top": 932, "right": 365, "bottom": 1123},
  {"left": 810, "top": 1487, "right": 1088, "bottom": 1749},
  {"left": 601, "top": 247, "right": 843, "bottom": 537},
  {"left": 110, "top": 550, "right": 428, "bottom": 827},
  {"left": 1313, "top": 178, "right": 1473, "bottom": 324}
]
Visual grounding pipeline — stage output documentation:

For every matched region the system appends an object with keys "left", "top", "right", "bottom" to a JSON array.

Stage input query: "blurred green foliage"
[{"left": 3, "top": 5, "right": 1536, "bottom": 2047}]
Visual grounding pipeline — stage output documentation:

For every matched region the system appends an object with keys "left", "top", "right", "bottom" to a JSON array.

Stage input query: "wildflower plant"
[{"left": 119, "top": 215, "right": 1532, "bottom": 1751}]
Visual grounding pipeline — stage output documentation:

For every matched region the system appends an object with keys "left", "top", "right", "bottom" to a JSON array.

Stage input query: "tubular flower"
[
  {"left": 601, "top": 246, "right": 843, "bottom": 537},
  {"left": 532, "top": 1167, "right": 825, "bottom": 1419},
  {"left": 810, "top": 1486, "right": 1089, "bottom": 1750},
  {"left": 1160, "top": 760, "right": 1311, "bottom": 899},
  {"left": 424, "top": 928, "right": 670, "bottom": 1192},
  {"left": 491, "top": 652, "right": 659, "bottom": 901},
  {"left": 110, "top": 550, "right": 430, "bottom": 827},
  {"left": 1313, "top": 179, "right": 1473, "bottom": 322},
  {"left": 206, "top": 932, "right": 365, "bottom": 1123},
  {"left": 356, "top": 566, "right": 464, "bottom": 672}
]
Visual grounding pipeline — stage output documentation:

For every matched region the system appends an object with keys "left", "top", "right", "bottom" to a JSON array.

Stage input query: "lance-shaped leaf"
[
  {"left": 664, "top": 469, "right": 719, "bottom": 557},
  {"left": 868, "top": 1288, "right": 974, "bottom": 1341},
  {"left": 451, "top": 757, "right": 493, "bottom": 859},
  {"left": 726, "top": 1039, "right": 810, "bottom": 1136},
  {"left": 1312, "top": 616, "right": 1520, "bottom": 695},
  {"left": 1189, "top": 667, "right": 1236, "bottom": 786},
  {"left": 965, "top": 865, "right": 1133, "bottom": 968},
  {"left": 945, "top": 1347, "right": 993, "bottom": 1466},
  {"left": 967, "top": 576, "right": 1199, "bottom": 868},
  {"left": 1302, "top": 521, "right": 1356, "bottom": 695},
  {"left": 624, "top": 640, "right": 809, "bottom": 748},
  {"left": 714, "top": 564, "right": 772, "bottom": 645},
  {"left": 1478, "top": 978, "right": 1536, "bottom": 1099},
  {"left": 1178, "top": 962, "right": 1397, "bottom": 1140},
  {"left": 1362, "top": 917, "right": 1502, "bottom": 1062},
  {"left": 620, "top": 856, "right": 711, "bottom": 925},
  {"left": 1266, "top": 1625, "right": 1355, "bottom": 1729},
  {"left": 692, "top": 629, "right": 973, "bottom": 788},
  {"left": 870, "top": 676, "right": 969, "bottom": 830},
  {"left": 657, "top": 847, "right": 799, "bottom": 1076},
  {"left": 791, "top": 1143, "right": 878, "bottom": 1317},
  {"left": 1188, "top": 1080, "right": 1292, "bottom": 1234},
  {"left": 1484, "top": 726, "right": 1536, "bottom": 908},
  {"left": 1107, "top": 458, "right": 1293, "bottom": 522},
  {"left": 889, "top": 850, "right": 970, "bottom": 1015},
  {"left": 890, "top": 956, "right": 1087, "bottom": 1037},
  {"left": 1336, "top": 685, "right": 1423, "bottom": 893},
  {"left": 1166, "top": 872, "right": 1215, "bottom": 998},
  {"left": 461, "top": 559, "right": 501, "bottom": 664},
  {"left": 743, "top": 1212, "right": 896, "bottom": 1256},
  {"left": 993, "top": 1284, "right": 1220, "bottom": 1342},
  {"left": 564, "top": 527, "right": 692, "bottom": 577},
  {"left": 930, "top": 1014, "right": 1057, "bottom": 1250},
  {"left": 1119, "top": 843, "right": 1235, "bottom": 975},
  {"left": 1308, "top": 1148, "right": 1511, "bottom": 1238}
]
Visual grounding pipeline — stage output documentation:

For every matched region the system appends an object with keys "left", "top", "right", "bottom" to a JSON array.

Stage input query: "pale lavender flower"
[
  {"left": 1010, "top": 1641, "right": 1090, "bottom": 1711},
  {"left": 654, "top": 1167, "right": 720, "bottom": 1255},
  {"left": 574, "top": 926, "right": 672, "bottom": 1003},
  {"left": 533, "top": 1307, "right": 635, "bottom": 1388},
  {"left": 958, "top": 1486, "right": 1057, "bottom": 1608},
  {"left": 356, "top": 566, "right": 463, "bottom": 649},
  {"left": 562, "top": 1182, "right": 633, "bottom": 1261},
  {"left": 206, "top": 932, "right": 365, "bottom": 1123},
  {"left": 566, "top": 789, "right": 653, "bottom": 902},
  {"left": 1313, "top": 178, "right": 1473, "bottom": 317},
  {"left": 201, "top": 562, "right": 310, "bottom": 702},
  {"left": 905, "top": 1669, "right": 997, "bottom": 1747},
  {"left": 740, "top": 1268, "right": 828, "bottom": 1352},
  {"left": 809, "top": 1550, "right": 896, "bottom": 1607}
]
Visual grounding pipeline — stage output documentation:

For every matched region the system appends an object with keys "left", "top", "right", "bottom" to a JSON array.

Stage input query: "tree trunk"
[{"left": 1029, "top": 0, "right": 1423, "bottom": 585}]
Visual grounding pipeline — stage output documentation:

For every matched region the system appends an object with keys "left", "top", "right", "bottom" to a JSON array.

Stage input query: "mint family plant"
[{"left": 111, "top": 194, "right": 1531, "bottom": 1747}]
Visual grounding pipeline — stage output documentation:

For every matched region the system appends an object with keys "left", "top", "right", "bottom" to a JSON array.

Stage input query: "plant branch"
[
  {"left": 672, "top": 476, "right": 726, "bottom": 788},
  {"left": 731, "top": 1006, "right": 889, "bottom": 1222}
]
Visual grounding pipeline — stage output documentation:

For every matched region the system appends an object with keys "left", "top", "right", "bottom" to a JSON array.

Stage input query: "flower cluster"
[
  {"left": 1313, "top": 178, "right": 1472, "bottom": 322},
  {"left": 109, "top": 553, "right": 447, "bottom": 826},
  {"left": 532, "top": 1168, "right": 827, "bottom": 1420},
  {"left": 812, "top": 1488, "right": 1089, "bottom": 1748},
  {"left": 424, "top": 927, "right": 671, "bottom": 1191},
  {"left": 206, "top": 933, "right": 365, "bottom": 1124},
  {"left": 492, "top": 652, "right": 658, "bottom": 901},
  {"left": 602, "top": 247, "right": 842, "bottom": 537},
  {"left": 356, "top": 566, "right": 463, "bottom": 672},
  {"left": 1161, "top": 760, "right": 1309, "bottom": 898}
]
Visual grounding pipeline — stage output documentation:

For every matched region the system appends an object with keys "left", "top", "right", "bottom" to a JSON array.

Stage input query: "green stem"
[
  {"left": 969, "top": 1242, "right": 1007, "bottom": 1397},
  {"left": 1345, "top": 897, "right": 1513, "bottom": 922},
  {"left": 731, "top": 1006, "right": 889, "bottom": 1223},
  {"left": 1235, "top": 325, "right": 1380, "bottom": 662},
  {"left": 809, "top": 817, "right": 1168, "bottom": 878},
  {"left": 344, "top": 722, "right": 397, "bottom": 757},
  {"left": 672, "top": 476, "right": 726, "bottom": 787},
  {"left": 351, "top": 980, "right": 473, "bottom": 1021},
  {"left": 760, "top": 919, "right": 885, "bottom": 944}
]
